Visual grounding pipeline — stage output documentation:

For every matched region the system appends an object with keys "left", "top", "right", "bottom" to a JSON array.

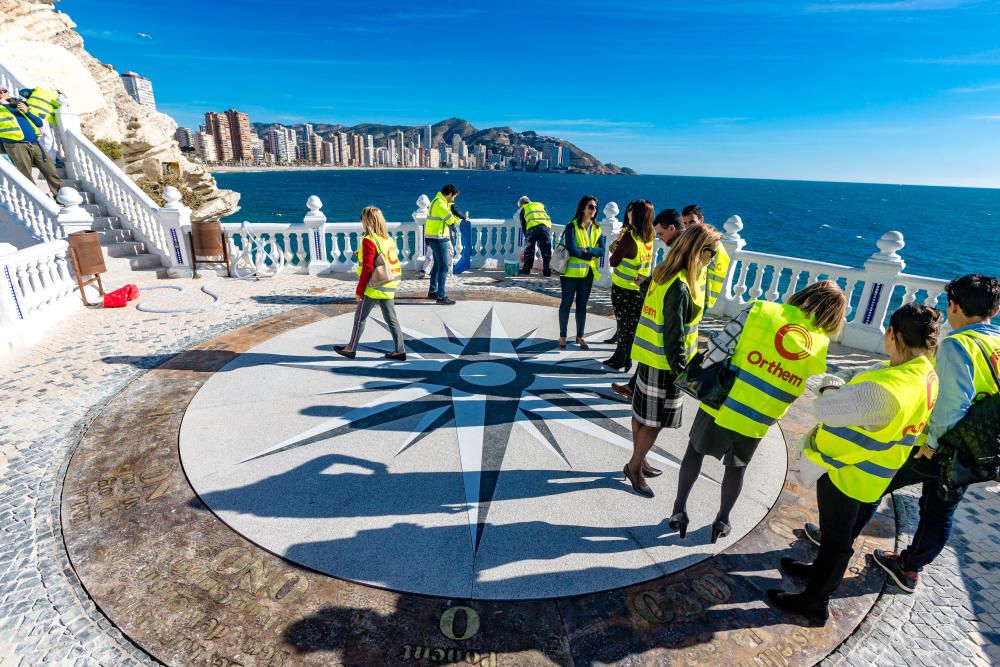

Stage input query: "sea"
[{"left": 214, "top": 170, "right": 1000, "bottom": 282}]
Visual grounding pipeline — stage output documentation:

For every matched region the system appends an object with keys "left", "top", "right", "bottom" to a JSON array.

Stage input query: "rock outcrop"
[{"left": 0, "top": 0, "right": 239, "bottom": 220}]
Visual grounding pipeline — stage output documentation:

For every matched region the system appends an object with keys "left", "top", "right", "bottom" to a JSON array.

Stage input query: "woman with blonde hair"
[
  {"left": 335, "top": 206, "right": 406, "bottom": 360},
  {"left": 623, "top": 224, "right": 723, "bottom": 497},
  {"left": 668, "top": 280, "right": 847, "bottom": 543}
]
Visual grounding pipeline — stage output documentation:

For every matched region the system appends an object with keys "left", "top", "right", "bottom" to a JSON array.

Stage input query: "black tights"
[{"left": 672, "top": 445, "right": 747, "bottom": 524}]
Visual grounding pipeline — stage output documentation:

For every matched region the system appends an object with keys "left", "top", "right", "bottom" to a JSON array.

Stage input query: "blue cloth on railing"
[{"left": 452, "top": 219, "right": 473, "bottom": 274}]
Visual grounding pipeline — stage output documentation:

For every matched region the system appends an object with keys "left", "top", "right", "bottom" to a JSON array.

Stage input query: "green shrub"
[
  {"left": 90, "top": 138, "right": 123, "bottom": 161},
  {"left": 137, "top": 173, "right": 205, "bottom": 213}
]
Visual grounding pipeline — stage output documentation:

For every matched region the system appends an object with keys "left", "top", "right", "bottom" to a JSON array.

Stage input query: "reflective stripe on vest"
[
  {"left": 25, "top": 88, "right": 60, "bottom": 128},
  {"left": 425, "top": 193, "right": 459, "bottom": 239},
  {"left": 522, "top": 201, "right": 552, "bottom": 230},
  {"left": 359, "top": 234, "right": 402, "bottom": 299},
  {"left": 700, "top": 300, "right": 830, "bottom": 438},
  {"left": 563, "top": 219, "right": 602, "bottom": 279},
  {"left": 0, "top": 108, "right": 25, "bottom": 141},
  {"left": 611, "top": 231, "right": 654, "bottom": 291},
  {"left": 805, "top": 355, "right": 938, "bottom": 503},
  {"left": 630, "top": 269, "right": 704, "bottom": 371},
  {"left": 705, "top": 244, "right": 729, "bottom": 310}
]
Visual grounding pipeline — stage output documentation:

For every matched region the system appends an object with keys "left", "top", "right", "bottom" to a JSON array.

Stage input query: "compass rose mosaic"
[{"left": 179, "top": 301, "right": 786, "bottom": 599}]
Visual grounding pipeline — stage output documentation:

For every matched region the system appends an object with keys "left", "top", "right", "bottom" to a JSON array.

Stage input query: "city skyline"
[{"left": 67, "top": 0, "right": 1000, "bottom": 188}]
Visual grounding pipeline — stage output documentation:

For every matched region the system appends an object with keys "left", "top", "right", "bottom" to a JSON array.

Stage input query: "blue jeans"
[
  {"left": 427, "top": 238, "right": 449, "bottom": 299},
  {"left": 852, "top": 450, "right": 967, "bottom": 571},
  {"left": 558, "top": 274, "right": 593, "bottom": 338}
]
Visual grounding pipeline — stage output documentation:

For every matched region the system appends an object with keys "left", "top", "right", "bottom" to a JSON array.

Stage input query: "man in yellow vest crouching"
[{"left": 518, "top": 195, "right": 553, "bottom": 276}]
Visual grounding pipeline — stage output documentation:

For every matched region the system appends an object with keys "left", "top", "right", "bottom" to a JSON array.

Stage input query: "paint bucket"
[{"left": 504, "top": 260, "right": 519, "bottom": 277}]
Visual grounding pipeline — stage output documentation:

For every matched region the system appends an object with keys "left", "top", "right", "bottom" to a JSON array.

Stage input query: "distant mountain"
[{"left": 251, "top": 117, "right": 634, "bottom": 175}]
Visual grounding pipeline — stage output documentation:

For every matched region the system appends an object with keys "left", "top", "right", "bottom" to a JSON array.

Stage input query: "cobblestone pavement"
[{"left": 0, "top": 269, "right": 997, "bottom": 665}]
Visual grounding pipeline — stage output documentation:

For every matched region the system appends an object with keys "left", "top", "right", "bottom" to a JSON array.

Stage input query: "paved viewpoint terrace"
[{"left": 0, "top": 270, "right": 997, "bottom": 666}]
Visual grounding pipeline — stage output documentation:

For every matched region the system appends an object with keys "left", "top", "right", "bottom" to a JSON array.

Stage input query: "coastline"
[{"left": 210, "top": 165, "right": 445, "bottom": 174}]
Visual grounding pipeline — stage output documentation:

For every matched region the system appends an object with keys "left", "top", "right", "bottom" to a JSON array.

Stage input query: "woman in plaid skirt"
[{"left": 624, "top": 224, "right": 723, "bottom": 498}]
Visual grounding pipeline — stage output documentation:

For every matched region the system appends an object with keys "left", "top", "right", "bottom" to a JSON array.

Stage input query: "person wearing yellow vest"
[
  {"left": 21, "top": 88, "right": 61, "bottom": 128},
  {"left": 335, "top": 207, "right": 406, "bottom": 361},
  {"left": 558, "top": 195, "right": 605, "bottom": 350},
  {"left": 801, "top": 274, "right": 1000, "bottom": 594},
  {"left": 668, "top": 281, "right": 846, "bottom": 543},
  {"left": 605, "top": 200, "right": 655, "bottom": 372},
  {"left": 768, "top": 303, "right": 942, "bottom": 625},
  {"left": 0, "top": 87, "right": 61, "bottom": 195},
  {"left": 623, "top": 224, "right": 722, "bottom": 497},
  {"left": 424, "top": 184, "right": 466, "bottom": 305},
  {"left": 683, "top": 204, "right": 730, "bottom": 310},
  {"left": 517, "top": 195, "right": 554, "bottom": 276}
]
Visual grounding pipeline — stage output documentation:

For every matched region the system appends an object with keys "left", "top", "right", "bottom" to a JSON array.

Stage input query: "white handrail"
[
  {"left": 0, "top": 156, "right": 62, "bottom": 241},
  {"left": 0, "top": 239, "right": 79, "bottom": 356}
]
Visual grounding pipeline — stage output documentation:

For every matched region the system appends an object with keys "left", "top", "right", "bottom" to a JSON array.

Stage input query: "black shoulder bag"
[
  {"left": 935, "top": 335, "right": 1000, "bottom": 501},
  {"left": 673, "top": 275, "right": 737, "bottom": 409}
]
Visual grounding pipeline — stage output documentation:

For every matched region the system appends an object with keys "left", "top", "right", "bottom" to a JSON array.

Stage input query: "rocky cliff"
[{"left": 0, "top": 0, "right": 239, "bottom": 220}]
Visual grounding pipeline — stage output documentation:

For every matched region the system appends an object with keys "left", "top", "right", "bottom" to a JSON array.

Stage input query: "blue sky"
[{"left": 66, "top": 0, "right": 1000, "bottom": 187}]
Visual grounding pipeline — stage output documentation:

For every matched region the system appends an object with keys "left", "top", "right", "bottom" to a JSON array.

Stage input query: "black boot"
[
  {"left": 766, "top": 590, "right": 829, "bottom": 626},
  {"left": 780, "top": 557, "right": 815, "bottom": 579}
]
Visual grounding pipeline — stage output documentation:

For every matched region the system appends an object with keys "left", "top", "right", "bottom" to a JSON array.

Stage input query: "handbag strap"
[{"left": 970, "top": 334, "right": 1000, "bottom": 393}]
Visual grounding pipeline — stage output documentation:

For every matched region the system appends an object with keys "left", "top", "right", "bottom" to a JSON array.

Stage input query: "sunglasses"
[
  {"left": 702, "top": 247, "right": 718, "bottom": 258},
  {"left": 585, "top": 203, "right": 597, "bottom": 210}
]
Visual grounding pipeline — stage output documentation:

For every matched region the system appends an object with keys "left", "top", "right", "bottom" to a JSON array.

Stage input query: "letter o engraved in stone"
[
  {"left": 268, "top": 572, "right": 308, "bottom": 603},
  {"left": 633, "top": 591, "right": 674, "bottom": 625},
  {"left": 439, "top": 606, "right": 480, "bottom": 641},
  {"left": 692, "top": 574, "right": 731, "bottom": 605},
  {"left": 211, "top": 547, "right": 253, "bottom": 575},
  {"left": 767, "top": 504, "right": 812, "bottom": 541},
  {"left": 663, "top": 584, "right": 702, "bottom": 621}
]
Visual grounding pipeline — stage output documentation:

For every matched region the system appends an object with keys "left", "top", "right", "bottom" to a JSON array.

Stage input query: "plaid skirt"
[{"left": 632, "top": 362, "right": 684, "bottom": 428}]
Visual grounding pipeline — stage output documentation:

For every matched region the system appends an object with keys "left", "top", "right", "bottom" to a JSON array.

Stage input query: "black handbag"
[
  {"left": 935, "top": 335, "right": 1000, "bottom": 500},
  {"left": 674, "top": 351, "right": 736, "bottom": 409}
]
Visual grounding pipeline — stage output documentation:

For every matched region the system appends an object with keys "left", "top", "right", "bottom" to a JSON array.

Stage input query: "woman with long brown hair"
[
  {"left": 668, "top": 280, "right": 846, "bottom": 543},
  {"left": 605, "top": 199, "right": 655, "bottom": 371},
  {"left": 558, "top": 195, "right": 605, "bottom": 349},
  {"left": 623, "top": 224, "right": 722, "bottom": 497}
]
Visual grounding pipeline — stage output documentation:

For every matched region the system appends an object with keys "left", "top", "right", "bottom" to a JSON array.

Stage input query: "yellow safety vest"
[
  {"left": 522, "top": 201, "right": 552, "bottom": 230},
  {"left": 700, "top": 301, "right": 829, "bottom": 438},
  {"left": 806, "top": 355, "right": 938, "bottom": 503},
  {"left": 563, "top": 219, "right": 602, "bottom": 279},
  {"left": 611, "top": 230, "right": 654, "bottom": 291},
  {"left": 0, "top": 107, "right": 25, "bottom": 141},
  {"left": 357, "top": 233, "right": 402, "bottom": 300},
  {"left": 705, "top": 244, "right": 730, "bottom": 310},
  {"left": 949, "top": 329, "right": 1000, "bottom": 404},
  {"left": 631, "top": 269, "right": 704, "bottom": 371},
  {"left": 425, "top": 193, "right": 459, "bottom": 239},
  {"left": 24, "top": 88, "right": 60, "bottom": 129}
]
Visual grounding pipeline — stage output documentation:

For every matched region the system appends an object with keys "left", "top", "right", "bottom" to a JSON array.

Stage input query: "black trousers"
[
  {"left": 608, "top": 284, "right": 644, "bottom": 366},
  {"left": 803, "top": 474, "right": 872, "bottom": 602},
  {"left": 522, "top": 226, "right": 552, "bottom": 272}
]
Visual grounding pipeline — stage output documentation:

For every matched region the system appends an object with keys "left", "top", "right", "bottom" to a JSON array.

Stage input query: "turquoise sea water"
[{"left": 214, "top": 170, "right": 1000, "bottom": 281}]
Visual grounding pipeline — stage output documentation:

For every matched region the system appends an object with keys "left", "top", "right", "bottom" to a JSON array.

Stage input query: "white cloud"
[
  {"left": 948, "top": 83, "right": 1000, "bottom": 93},
  {"left": 807, "top": 0, "right": 981, "bottom": 11},
  {"left": 972, "top": 114, "right": 1000, "bottom": 120}
]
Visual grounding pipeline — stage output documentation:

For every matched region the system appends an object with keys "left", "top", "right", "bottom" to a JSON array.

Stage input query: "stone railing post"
[
  {"left": 54, "top": 102, "right": 83, "bottom": 180},
  {"left": 159, "top": 186, "right": 192, "bottom": 278},
  {"left": 594, "top": 201, "right": 620, "bottom": 289},
  {"left": 55, "top": 187, "right": 94, "bottom": 236},
  {"left": 717, "top": 214, "right": 747, "bottom": 316},
  {"left": 413, "top": 194, "right": 430, "bottom": 271},
  {"left": 303, "top": 195, "right": 329, "bottom": 275},
  {"left": 841, "top": 231, "right": 906, "bottom": 353},
  {"left": 0, "top": 243, "right": 24, "bottom": 355}
]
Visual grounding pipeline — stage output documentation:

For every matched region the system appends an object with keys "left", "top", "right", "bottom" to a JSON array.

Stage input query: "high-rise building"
[
  {"left": 365, "top": 135, "right": 374, "bottom": 167},
  {"left": 173, "top": 127, "right": 193, "bottom": 150},
  {"left": 121, "top": 71, "right": 156, "bottom": 109},
  {"left": 204, "top": 112, "right": 234, "bottom": 162},
  {"left": 396, "top": 130, "right": 405, "bottom": 167},
  {"left": 224, "top": 109, "right": 253, "bottom": 161},
  {"left": 310, "top": 134, "right": 323, "bottom": 164},
  {"left": 265, "top": 125, "right": 290, "bottom": 163},
  {"left": 194, "top": 131, "right": 217, "bottom": 162},
  {"left": 249, "top": 134, "right": 265, "bottom": 163},
  {"left": 321, "top": 140, "right": 336, "bottom": 165},
  {"left": 424, "top": 125, "right": 432, "bottom": 152},
  {"left": 559, "top": 149, "right": 571, "bottom": 169}
]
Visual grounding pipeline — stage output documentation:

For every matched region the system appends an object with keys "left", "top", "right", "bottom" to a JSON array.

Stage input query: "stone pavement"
[{"left": 0, "top": 268, "right": 997, "bottom": 665}]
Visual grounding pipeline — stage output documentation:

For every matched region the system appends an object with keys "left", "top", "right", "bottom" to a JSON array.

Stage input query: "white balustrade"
[
  {"left": 0, "top": 156, "right": 63, "bottom": 241},
  {"left": 0, "top": 240, "right": 80, "bottom": 356}
]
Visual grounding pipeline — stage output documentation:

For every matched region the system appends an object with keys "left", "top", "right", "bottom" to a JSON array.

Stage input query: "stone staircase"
[{"left": 37, "top": 166, "right": 163, "bottom": 276}]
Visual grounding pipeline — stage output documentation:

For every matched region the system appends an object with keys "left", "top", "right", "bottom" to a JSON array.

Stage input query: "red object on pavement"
[
  {"left": 125, "top": 284, "right": 139, "bottom": 301},
  {"left": 103, "top": 286, "right": 130, "bottom": 308}
]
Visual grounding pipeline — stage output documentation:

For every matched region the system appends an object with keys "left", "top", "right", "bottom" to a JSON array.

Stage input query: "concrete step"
[
  {"left": 103, "top": 253, "right": 163, "bottom": 273},
  {"left": 91, "top": 216, "right": 119, "bottom": 231},
  {"left": 82, "top": 203, "right": 109, "bottom": 217},
  {"left": 97, "top": 228, "right": 134, "bottom": 244},
  {"left": 60, "top": 179, "right": 83, "bottom": 189},
  {"left": 105, "top": 241, "right": 147, "bottom": 258}
]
